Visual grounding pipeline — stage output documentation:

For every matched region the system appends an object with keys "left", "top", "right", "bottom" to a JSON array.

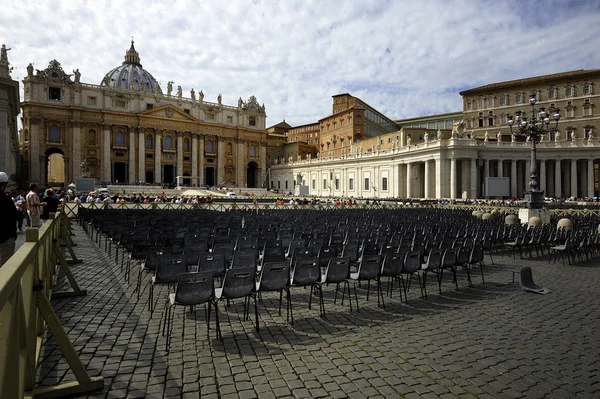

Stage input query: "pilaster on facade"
[
  {"left": 154, "top": 131, "right": 162, "bottom": 183},
  {"left": 129, "top": 128, "right": 136, "bottom": 183},
  {"left": 102, "top": 126, "right": 111, "bottom": 181},
  {"left": 138, "top": 129, "right": 145, "bottom": 182}
]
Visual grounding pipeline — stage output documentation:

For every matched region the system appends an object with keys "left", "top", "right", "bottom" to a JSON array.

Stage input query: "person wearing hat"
[{"left": 0, "top": 172, "right": 18, "bottom": 267}]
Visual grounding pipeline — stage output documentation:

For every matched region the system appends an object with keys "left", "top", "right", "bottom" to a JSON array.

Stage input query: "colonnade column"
[
  {"left": 236, "top": 139, "right": 245, "bottom": 187},
  {"left": 129, "top": 128, "right": 136, "bottom": 183},
  {"left": 470, "top": 158, "right": 477, "bottom": 199},
  {"left": 260, "top": 141, "right": 267, "bottom": 188},
  {"left": 217, "top": 137, "right": 225, "bottom": 185},
  {"left": 154, "top": 130, "right": 162, "bottom": 183},
  {"left": 435, "top": 158, "right": 444, "bottom": 199},
  {"left": 103, "top": 126, "right": 111, "bottom": 182},
  {"left": 587, "top": 159, "right": 595, "bottom": 198},
  {"left": 138, "top": 128, "right": 145, "bottom": 183},
  {"left": 406, "top": 163, "right": 413, "bottom": 198},
  {"left": 424, "top": 161, "right": 431, "bottom": 198},
  {"left": 510, "top": 160, "right": 517, "bottom": 198},
  {"left": 539, "top": 160, "right": 546, "bottom": 193},
  {"left": 555, "top": 160, "right": 562, "bottom": 198},
  {"left": 176, "top": 132, "right": 183, "bottom": 184},
  {"left": 72, "top": 123, "right": 81, "bottom": 181},
  {"left": 191, "top": 136, "right": 198, "bottom": 185},
  {"left": 29, "top": 120, "right": 40, "bottom": 182},
  {"left": 198, "top": 135, "right": 205, "bottom": 186},
  {"left": 398, "top": 164, "right": 406, "bottom": 198},
  {"left": 498, "top": 160, "right": 503, "bottom": 177},
  {"left": 392, "top": 164, "right": 400, "bottom": 198},
  {"left": 571, "top": 159, "right": 578, "bottom": 198},
  {"left": 450, "top": 158, "right": 457, "bottom": 199}
]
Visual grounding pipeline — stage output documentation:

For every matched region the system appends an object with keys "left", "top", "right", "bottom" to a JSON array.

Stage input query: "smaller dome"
[{"left": 101, "top": 41, "right": 161, "bottom": 93}]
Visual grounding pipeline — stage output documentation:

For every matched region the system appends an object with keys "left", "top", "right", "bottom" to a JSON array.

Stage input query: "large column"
[
  {"left": 406, "top": 163, "right": 413, "bottom": 198},
  {"left": 424, "top": 160, "right": 432, "bottom": 198},
  {"left": 555, "top": 160, "right": 562, "bottom": 198},
  {"left": 103, "top": 126, "right": 111, "bottom": 182},
  {"left": 497, "top": 160, "right": 503, "bottom": 177},
  {"left": 588, "top": 159, "right": 595, "bottom": 198},
  {"left": 217, "top": 137, "right": 225, "bottom": 185},
  {"left": 435, "top": 158, "right": 445, "bottom": 199},
  {"left": 176, "top": 132, "right": 183, "bottom": 183},
  {"left": 29, "top": 121, "right": 41, "bottom": 182},
  {"left": 237, "top": 138, "right": 245, "bottom": 187},
  {"left": 510, "top": 160, "right": 517, "bottom": 198},
  {"left": 483, "top": 159, "right": 490, "bottom": 196},
  {"left": 397, "top": 164, "right": 405, "bottom": 198},
  {"left": 72, "top": 123, "right": 81, "bottom": 181},
  {"left": 571, "top": 159, "right": 578, "bottom": 198},
  {"left": 469, "top": 158, "right": 477, "bottom": 199},
  {"left": 128, "top": 128, "right": 136, "bottom": 183},
  {"left": 260, "top": 141, "right": 267, "bottom": 188},
  {"left": 198, "top": 134, "right": 205, "bottom": 186},
  {"left": 138, "top": 128, "right": 145, "bottom": 182},
  {"left": 539, "top": 160, "right": 546, "bottom": 194},
  {"left": 450, "top": 158, "right": 457, "bottom": 199},
  {"left": 191, "top": 135, "right": 198, "bottom": 186},
  {"left": 154, "top": 130, "right": 162, "bottom": 183},
  {"left": 392, "top": 164, "right": 400, "bottom": 198}
]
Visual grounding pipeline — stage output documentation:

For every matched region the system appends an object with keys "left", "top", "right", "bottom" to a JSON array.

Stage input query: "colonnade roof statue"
[{"left": 101, "top": 40, "right": 161, "bottom": 94}]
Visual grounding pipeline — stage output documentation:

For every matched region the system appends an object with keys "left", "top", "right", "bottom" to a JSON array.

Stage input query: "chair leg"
[
  {"left": 437, "top": 269, "right": 443, "bottom": 294},
  {"left": 254, "top": 293, "right": 260, "bottom": 332},
  {"left": 319, "top": 284, "right": 325, "bottom": 318},
  {"left": 353, "top": 282, "right": 360, "bottom": 311},
  {"left": 286, "top": 288, "right": 293, "bottom": 324},
  {"left": 345, "top": 280, "right": 353, "bottom": 311},
  {"left": 377, "top": 278, "right": 384, "bottom": 308},
  {"left": 214, "top": 301, "right": 222, "bottom": 341},
  {"left": 479, "top": 262, "right": 485, "bottom": 284},
  {"left": 278, "top": 290, "right": 283, "bottom": 316},
  {"left": 422, "top": 271, "right": 428, "bottom": 299},
  {"left": 308, "top": 285, "right": 314, "bottom": 309},
  {"left": 366, "top": 280, "right": 370, "bottom": 301}
]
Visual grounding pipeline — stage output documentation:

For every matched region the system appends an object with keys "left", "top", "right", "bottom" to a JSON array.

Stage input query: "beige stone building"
[
  {"left": 20, "top": 42, "right": 269, "bottom": 188},
  {"left": 271, "top": 70, "right": 600, "bottom": 200},
  {"left": 0, "top": 44, "right": 20, "bottom": 181}
]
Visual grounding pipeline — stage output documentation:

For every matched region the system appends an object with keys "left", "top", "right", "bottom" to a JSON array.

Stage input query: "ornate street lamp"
[{"left": 507, "top": 94, "right": 560, "bottom": 209}]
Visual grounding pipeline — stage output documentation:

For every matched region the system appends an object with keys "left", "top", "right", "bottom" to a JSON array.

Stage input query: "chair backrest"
[
  {"left": 357, "top": 254, "right": 382, "bottom": 279},
  {"left": 185, "top": 238, "right": 207, "bottom": 252},
  {"left": 425, "top": 249, "right": 444, "bottom": 271},
  {"left": 455, "top": 247, "right": 471, "bottom": 266},
  {"left": 291, "top": 257, "right": 320, "bottom": 286},
  {"left": 174, "top": 271, "right": 214, "bottom": 306},
  {"left": 469, "top": 245, "right": 484, "bottom": 264},
  {"left": 213, "top": 242, "right": 235, "bottom": 264},
  {"left": 184, "top": 247, "right": 205, "bottom": 267},
  {"left": 144, "top": 247, "right": 169, "bottom": 270},
  {"left": 131, "top": 241, "right": 151, "bottom": 259},
  {"left": 232, "top": 249, "right": 257, "bottom": 269},
  {"left": 317, "top": 245, "right": 337, "bottom": 267},
  {"left": 198, "top": 252, "right": 226, "bottom": 278},
  {"left": 287, "top": 239, "right": 307, "bottom": 257},
  {"left": 403, "top": 251, "right": 423, "bottom": 273},
  {"left": 441, "top": 248, "right": 458, "bottom": 268},
  {"left": 342, "top": 242, "right": 359, "bottom": 263},
  {"left": 323, "top": 257, "right": 351, "bottom": 283},
  {"left": 291, "top": 247, "right": 311, "bottom": 266},
  {"left": 361, "top": 243, "right": 380, "bottom": 256},
  {"left": 381, "top": 253, "right": 404, "bottom": 277},
  {"left": 258, "top": 261, "right": 290, "bottom": 291},
  {"left": 262, "top": 246, "right": 286, "bottom": 263},
  {"left": 221, "top": 266, "right": 256, "bottom": 299},
  {"left": 155, "top": 254, "right": 187, "bottom": 284}
]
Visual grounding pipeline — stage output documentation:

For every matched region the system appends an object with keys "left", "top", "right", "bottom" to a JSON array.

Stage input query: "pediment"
[{"left": 140, "top": 105, "right": 197, "bottom": 121}]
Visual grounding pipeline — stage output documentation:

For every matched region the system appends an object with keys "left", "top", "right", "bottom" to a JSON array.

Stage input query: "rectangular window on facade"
[
  {"left": 348, "top": 178, "right": 354, "bottom": 190},
  {"left": 382, "top": 177, "right": 388, "bottom": 191},
  {"left": 584, "top": 84, "right": 593, "bottom": 95},
  {"left": 487, "top": 97, "right": 494, "bottom": 108},
  {"left": 87, "top": 96, "right": 97, "bottom": 105},
  {"left": 184, "top": 109, "right": 190, "bottom": 114},
  {"left": 585, "top": 128, "right": 593, "bottom": 139},
  {"left": 500, "top": 96, "right": 507, "bottom": 106},
  {"left": 467, "top": 101, "right": 472, "bottom": 110},
  {"left": 516, "top": 93, "right": 523, "bottom": 104},
  {"left": 567, "top": 108, "right": 575, "bottom": 118},
  {"left": 278, "top": 181, "right": 281, "bottom": 189},
  {"left": 567, "top": 130, "right": 574, "bottom": 140},
  {"left": 114, "top": 99, "right": 126, "bottom": 108},
  {"left": 312, "top": 179, "right": 315, "bottom": 189},
  {"left": 478, "top": 98, "right": 484, "bottom": 109},
  {"left": 566, "top": 87, "right": 574, "bottom": 97},
  {"left": 146, "top": 103, "right": 153, "bottom": 110},
  {"left": 478, "top": 119, "right": 484, "bottom": 127},
  {"left": 584, "top": 106, "right": 593, "bottom": 117},
  {"left": 323, "top": 179, "right": 327, "bottom": 189},
  {"left": 146, "top": 154, "right": 153, "bottom": 159},
  {"left": 206, "top": 111, "right": 215, "bottom": 120},
  {"left": 249, "top": 116, "right": 256, "bottom": 126},
  {"left": 501, "top": 114, "right": 508, "bottom": 124},
  {"left": 227, "top": 115, "right": 233, "bottom": 123},
  {"left": 488, "top": 117, "right": 494, "bottom": 126},
  {"left": 335, "top": 178, "right": 340, "bottom": 190},
  {"left": 49, "top": 87, "right": 61, "bottom": 101},
  {"left": 364, "top": 178, "right": 370, "bottom": 191},
  {"left": 285, "top": 181, "right": 288, "bottom": 189}
]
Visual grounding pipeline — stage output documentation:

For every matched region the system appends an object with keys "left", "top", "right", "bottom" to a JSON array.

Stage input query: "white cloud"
[{"left": 1, "top": 0, "right": 600, "bottom": 126}]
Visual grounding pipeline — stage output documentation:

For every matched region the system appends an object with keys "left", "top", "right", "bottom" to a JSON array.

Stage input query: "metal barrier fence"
[
  {"left": 61, "top": 202, "right": 600, "bottom": 217},
  {"left": 0, "top": 212, "right": 103, "bottom": 398}
]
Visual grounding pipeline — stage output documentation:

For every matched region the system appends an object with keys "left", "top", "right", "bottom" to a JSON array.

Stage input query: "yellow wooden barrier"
[{"left": 0, "top": 212, "right": 103, "bottom": 398}]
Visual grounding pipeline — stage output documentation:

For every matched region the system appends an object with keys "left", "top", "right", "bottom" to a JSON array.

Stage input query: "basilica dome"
[{"left": 101, "top": 41, "right": 161, "bottom": 93}]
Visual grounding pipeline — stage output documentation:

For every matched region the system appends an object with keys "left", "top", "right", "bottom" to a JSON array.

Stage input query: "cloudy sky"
[{"left": 2, "top": 0, "right": 600, "bottom": 126}]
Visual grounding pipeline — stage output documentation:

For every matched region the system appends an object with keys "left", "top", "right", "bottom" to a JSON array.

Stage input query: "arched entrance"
[
  {"left": 183, "top": 172, "right": 191, "bottom": 186},
  {"left": 113, "top": 162, "right": 127, "bottom": 184},
  {"left": 247, "top": 161, "right": 258, "bottom": 188},
  {"left": 45, "top": 148, "right": 65, "bottom": 186},
  {"left": 163, "top": 165, "right": 175, "bottom": 184}
]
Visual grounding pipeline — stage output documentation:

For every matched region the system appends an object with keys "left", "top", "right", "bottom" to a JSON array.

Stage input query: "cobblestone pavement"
[{"left": 37, "top": 223, "right": 600, "bottom": 399}]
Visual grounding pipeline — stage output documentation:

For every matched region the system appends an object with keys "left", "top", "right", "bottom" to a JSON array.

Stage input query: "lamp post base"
[
  {"left": 518, "top": 208, "right": 551, "bottom": 225},
  {"left": 524, "top": 190, "right": 545, "bottom": 209}
]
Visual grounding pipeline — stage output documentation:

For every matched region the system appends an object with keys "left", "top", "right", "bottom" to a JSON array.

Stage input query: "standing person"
[
  {"left": 0, "top": 172, "right": 18, "bottom": 267},
  {"left": 41, "top": 189, "right": 60, "bottom": 220},
  {"left": 26, "top": 183, "right": 46, "bottom": 228}
]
